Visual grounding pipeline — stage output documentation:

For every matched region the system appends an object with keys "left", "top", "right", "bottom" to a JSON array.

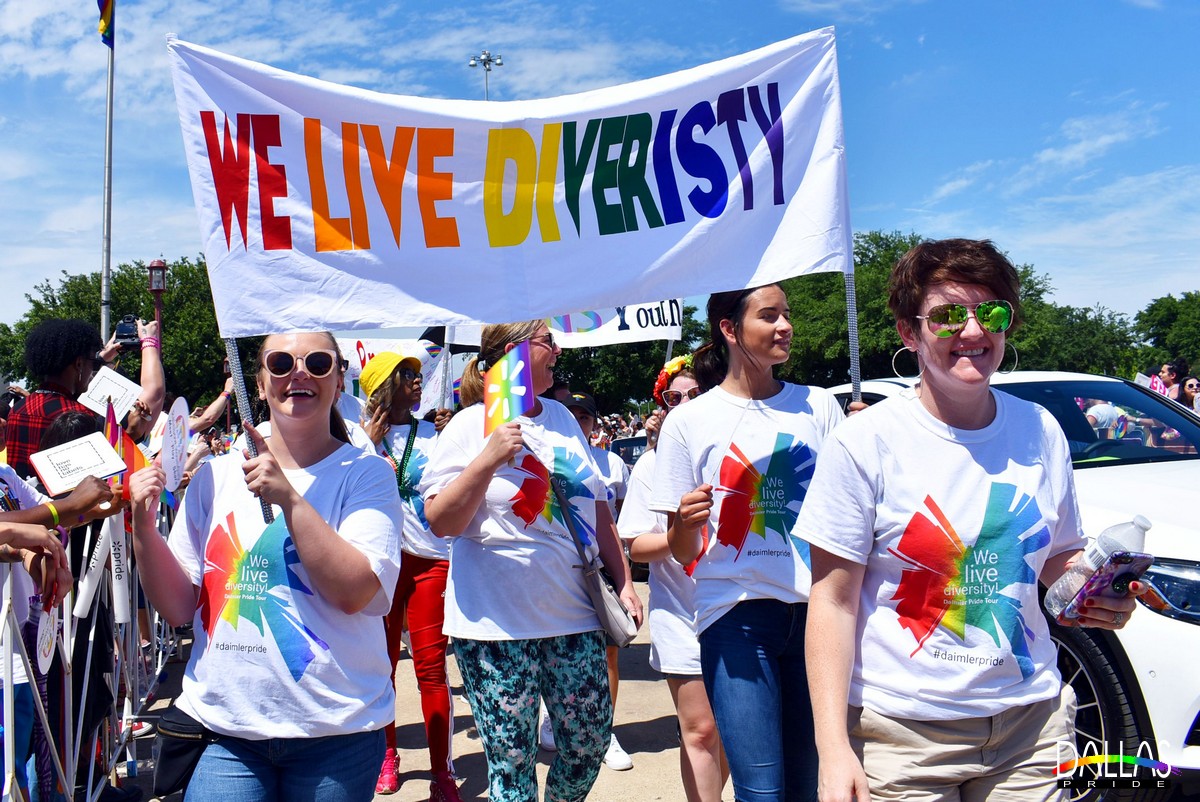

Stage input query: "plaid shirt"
[{"left": 5, "top": 383, "right": 98, "bottom": 480}]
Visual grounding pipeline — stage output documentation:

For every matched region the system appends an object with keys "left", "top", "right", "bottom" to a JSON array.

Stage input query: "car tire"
[{"left": 1050, "top": 619, "right": 1171, "bottom": 802}]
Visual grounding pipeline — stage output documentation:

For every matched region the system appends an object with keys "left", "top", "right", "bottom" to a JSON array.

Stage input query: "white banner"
[
  {"left": 169, "top": 29, "right": 851, "bottom": 337},
  {"left": 551, "top": 300, "right": 683, "bottom": 347}
]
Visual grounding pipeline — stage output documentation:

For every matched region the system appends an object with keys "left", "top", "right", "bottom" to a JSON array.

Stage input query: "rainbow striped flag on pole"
[
  {"left": 97, "top": 0, "right": 114, "bottom": 48},
  {"left": 483, "top": 340, "right": 534, "bottom": 435}
]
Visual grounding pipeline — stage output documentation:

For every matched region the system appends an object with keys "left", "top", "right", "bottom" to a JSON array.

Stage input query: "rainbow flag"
[
  {"left": 97, "top": 0, "right": 114, "bottom": 48},
  {"left": 483, "top": 340, "right": 534, "bottom": 435},
  {"left": 451, "top": 376, "right": 462, "bottom": 408},
  {"left": 103, "top": 399, "right": 121, "bottom": 488}
]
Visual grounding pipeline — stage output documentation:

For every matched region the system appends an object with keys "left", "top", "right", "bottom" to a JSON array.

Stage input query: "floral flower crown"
[{"left": 652, "top": 354, "right": 694, "bottom": 407}]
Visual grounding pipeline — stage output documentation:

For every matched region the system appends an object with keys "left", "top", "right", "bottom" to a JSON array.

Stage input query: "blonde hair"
[{"left": 459, "top": 320, "right": 544, "bottom": 407}]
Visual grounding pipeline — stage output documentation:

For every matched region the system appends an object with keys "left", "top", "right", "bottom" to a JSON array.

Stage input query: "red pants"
[{"left": 384, "top": 553, "right": 453, "bottom": 774}]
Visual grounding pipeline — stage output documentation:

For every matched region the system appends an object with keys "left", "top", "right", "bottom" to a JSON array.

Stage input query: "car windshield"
[
  {"left": 611, "top": 436, "right": 647, "bottom": 468},
  {"left": 996, "top": 379, "right": 1200, "bottom": 469}
]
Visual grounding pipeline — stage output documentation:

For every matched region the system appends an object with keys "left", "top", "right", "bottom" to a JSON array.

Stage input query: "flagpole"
[{"left": 99, "top": 36, "right": 115, "bottom": 339}]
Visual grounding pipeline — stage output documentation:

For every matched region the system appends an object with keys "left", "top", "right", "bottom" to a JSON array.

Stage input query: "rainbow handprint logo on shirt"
[
  {"left": 714, "top": 432, "right": 816, "bottom": 565},
  {"left": 200, "top": 512, "right": 329, "bottom": 682},
  {"left": 889, "top": 483, "right": 1051, "bottom": 678},
  {"left": 509, "top": 446, "right": 598, "bottom": 543}
]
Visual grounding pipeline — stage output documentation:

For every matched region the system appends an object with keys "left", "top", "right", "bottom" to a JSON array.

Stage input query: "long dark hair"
[{"left": 693, "top": 285, "right": 780, "bottom": 392}]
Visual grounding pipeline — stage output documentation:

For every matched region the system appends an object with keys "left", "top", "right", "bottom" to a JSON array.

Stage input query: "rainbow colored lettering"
[{"left": 1057, "top": 756, "right": 1180, "bottom": 776}]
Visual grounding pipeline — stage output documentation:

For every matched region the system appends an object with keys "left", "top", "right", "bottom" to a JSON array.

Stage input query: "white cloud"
[
  {"left": 924, "top": 160, "right": 994, "bottom": 205},
  {"left": 1006, "top": 103, "right": 1162, "bottom": 195}
]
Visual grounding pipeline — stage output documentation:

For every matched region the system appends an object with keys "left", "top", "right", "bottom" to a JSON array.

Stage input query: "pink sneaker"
[
  {"left": 375, "top": 749, "right": 400, "bottom": 795},
  {"left": 430, "top": 771, "right": 463, "bottom": 802}
]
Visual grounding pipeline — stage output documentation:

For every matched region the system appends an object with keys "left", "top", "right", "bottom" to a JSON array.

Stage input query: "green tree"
[
  {"left": 0, "top": 257, "right": 228, "bottom": 406},
  {"left": 553, "top": 304, "right": 706, "bottom": 415},
  {"left": 781, "top": 230, "right": 923, "bottom": 386},
  {"left": 777, "top": 230, "right": 1143, "bottom": 386},
  {"left": 1134, "top": 292, "right": 1200, "bottom": 375}
]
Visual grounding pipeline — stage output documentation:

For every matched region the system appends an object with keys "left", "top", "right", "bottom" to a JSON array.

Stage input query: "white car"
[{"left": 827, "top": 371, "right": 1200, "bottom": 802}]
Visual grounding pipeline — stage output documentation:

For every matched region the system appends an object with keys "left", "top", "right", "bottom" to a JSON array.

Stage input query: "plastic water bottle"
[{"left": 1043, "top": 515, "right": 1152, "bottom": 620}]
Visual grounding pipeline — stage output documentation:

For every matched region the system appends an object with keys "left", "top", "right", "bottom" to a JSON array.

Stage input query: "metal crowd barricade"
[{"left": 1, "top": 497, "right": 180, "bottom": 802}]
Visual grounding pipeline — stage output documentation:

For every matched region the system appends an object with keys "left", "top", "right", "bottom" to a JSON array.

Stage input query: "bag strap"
[{"left": 533, "top": 441, "right": 596, "bottom": 574}]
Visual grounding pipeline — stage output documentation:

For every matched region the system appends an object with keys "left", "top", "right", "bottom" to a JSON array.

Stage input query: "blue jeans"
[
  {"left": 185, "top": 728, "right": 383, "bottom": 802},
  {"left": 0, "top": 682, "right": 34, "bottom": 793},
  {"left": 699, "top": 599, "right": 817, "bottom": 802}
]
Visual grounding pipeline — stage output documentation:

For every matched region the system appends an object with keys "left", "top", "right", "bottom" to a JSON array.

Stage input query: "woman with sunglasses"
[
  {"left": 358, "top": 352, "right": 462, "bottom": 801},
  {"left": 421, "top": 321, "right": 642, "bottom": 802},
  {"left": 794, "top": 239, "right": 1145, "bottom": 802},
  {"left": 1180, "top": 376, "right": 1199, "bottom": 411},
  {"left": 652, "top": 285, "right": 844, "bottom": 802},
  {"left": 128, "top": 331, "right": 404, "bottom": 802},
  {"left": 618, "top": 354, "right": 728, "bottom": 802}
]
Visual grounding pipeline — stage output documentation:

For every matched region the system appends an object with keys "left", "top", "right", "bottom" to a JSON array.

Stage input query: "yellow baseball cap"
[{"left": 360, "top": 352, "right": 422, "bottom": 398}]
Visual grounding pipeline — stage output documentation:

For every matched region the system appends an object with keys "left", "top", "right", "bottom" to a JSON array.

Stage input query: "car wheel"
[{"left": 1051, "top": 620, "right": 1171, "bottom": 802}]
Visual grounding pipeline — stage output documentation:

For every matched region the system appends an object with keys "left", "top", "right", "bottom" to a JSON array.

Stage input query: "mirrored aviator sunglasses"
[
  {"left": 263, "top": 349, "right": 338, "bottom": 378},
  {"left": 917, "top": 300, "right": 1013, "bottom": 338},
  {"left": 662, "top": 387, "right": 701, "bottom": 407}
]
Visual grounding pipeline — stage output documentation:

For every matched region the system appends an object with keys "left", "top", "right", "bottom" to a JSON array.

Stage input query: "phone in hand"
[{"left": 1060, "top": 551, "right": 1153, "bottom": 622}]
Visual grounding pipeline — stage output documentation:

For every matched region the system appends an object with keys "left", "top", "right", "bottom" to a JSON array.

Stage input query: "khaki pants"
[{"left": 849, "top": 684, "right": 1076, "bottom": 802}]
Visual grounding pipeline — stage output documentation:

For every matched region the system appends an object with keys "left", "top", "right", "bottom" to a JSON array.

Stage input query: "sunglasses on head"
[
  {"left": 662, "top": 387, "right": 701, "bottom": 407},
  {"left": 915, "top": 299, "right": 1013, "bottom": 338},
  {"left": 263, "top": 349, "right": 338, "bottom": 378}
]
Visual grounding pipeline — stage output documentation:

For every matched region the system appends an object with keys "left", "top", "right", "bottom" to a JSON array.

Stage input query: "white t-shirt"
[
  {"left": 617, "top": 449, "right": 699, "bottom": 675},
  {"left": 792, "top": 389, "right": 1086, "bottom": 720},
  {"left": 236, "top": 418, "right": 375, "bottom": 455},
  {"left": 0, "top": 466, "right": 46, "bottom": 687},
  {"left": 592, "top": 446, "right": 630, "bottom": 519},
  {"left": 650, "top": 383, "right": 844, "bottom": 633},
  {"left": 169, "top": 443, "right": 404, "bottom": 739},
  {"left": 378, "top": 420, "right": 446, "bottom": 560},
  {"left": 420, "top": 401, "right": 608, "bottom": 641},
  {"left": 338, "top": 392, "right": 367, "bottom": 427}
]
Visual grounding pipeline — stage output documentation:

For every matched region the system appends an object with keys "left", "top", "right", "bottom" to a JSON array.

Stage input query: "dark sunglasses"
[
  {"left": 263, "top": 349, "right": 338, "bottom": 378},
  {"left": 915, "top": 299, "right": 1013, "bottom": 338},
  {"left": 530, "top": 332, "right": 556, "bottom": 349},
  {"left": 398, "top": 367, "right": 419, "bottom": 382},
  {"left": 662, "top": 387, "right": 701, "bottom": 407}
]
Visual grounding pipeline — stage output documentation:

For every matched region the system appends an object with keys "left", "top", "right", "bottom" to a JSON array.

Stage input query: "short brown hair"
[{"left": 888, "top": 239, "right": 1022, "bottom": 330}]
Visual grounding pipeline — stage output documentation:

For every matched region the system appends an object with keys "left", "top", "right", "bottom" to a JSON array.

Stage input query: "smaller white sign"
[
  {"left": 79, "top": 366, "right": 142, "bottom": 423},
  {"left": 29, "top": 432, "right": 126, "bottom": 497},
  {"left": 162, "top": 397, "right": 191, "bottom": 492}
]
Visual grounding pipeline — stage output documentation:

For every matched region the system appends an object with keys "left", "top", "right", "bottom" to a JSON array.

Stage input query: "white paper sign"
[
  {"left": 29, "top": 432, "right": 127, "bottom": 497},
  {"left": 163, "top": 396, "right": 191, "bottom": 492},
  {"left": 78, "top": 366, "right": 141, "bottom": 423},
  {"left": 145, "top": 411, "right": 168, "bottom": 457}
]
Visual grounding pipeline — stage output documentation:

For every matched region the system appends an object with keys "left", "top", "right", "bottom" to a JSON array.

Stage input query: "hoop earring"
[
  {"left": 892, "top": 347, "right": 922, "bottom": 380},
  {"left": 999, "top": 342, "right": 1019, "bottom": 375}
]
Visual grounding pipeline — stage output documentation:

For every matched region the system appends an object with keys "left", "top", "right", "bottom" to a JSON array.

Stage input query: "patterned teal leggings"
[{"left": 453, "top": 632, "right": 611, "bottom": 802}]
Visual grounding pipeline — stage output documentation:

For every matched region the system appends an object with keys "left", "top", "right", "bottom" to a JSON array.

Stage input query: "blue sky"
[{"left": 0, "top": 0, "right": 1196, "bottom": 328}]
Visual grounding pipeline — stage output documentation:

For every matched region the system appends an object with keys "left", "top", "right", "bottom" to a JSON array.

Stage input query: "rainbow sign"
[{"left": 483, "top": 340, "right": 534, "bottom": 435}]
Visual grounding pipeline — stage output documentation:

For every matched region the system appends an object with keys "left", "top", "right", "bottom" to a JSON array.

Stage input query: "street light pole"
[{"left": 467, "top": 49, "right": 503, "bottom": 101}]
